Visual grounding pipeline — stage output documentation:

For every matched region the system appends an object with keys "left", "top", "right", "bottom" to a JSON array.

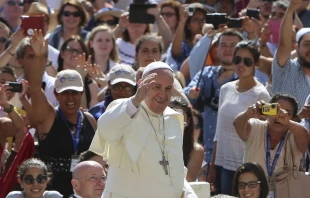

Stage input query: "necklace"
[{"left": 142, "top": 106, "right": 169, "bottom": 175}]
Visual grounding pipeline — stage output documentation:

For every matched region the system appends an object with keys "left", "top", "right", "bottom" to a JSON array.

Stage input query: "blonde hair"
[{"left": 86, "top": 25, "right": 119, "bottom": 63}]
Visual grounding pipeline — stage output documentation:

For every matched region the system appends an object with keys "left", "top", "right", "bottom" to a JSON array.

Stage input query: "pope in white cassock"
[{"left": 89, "top": 62, "right": 197, "bottom": 198}]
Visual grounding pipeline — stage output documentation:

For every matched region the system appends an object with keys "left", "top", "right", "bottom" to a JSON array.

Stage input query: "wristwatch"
[{"left": 3, "top": 104, "right": 14, "bottom": 113}]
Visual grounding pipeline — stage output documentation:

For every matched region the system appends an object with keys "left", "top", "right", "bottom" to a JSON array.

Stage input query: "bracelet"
[{"left": 7, "top": 50, "right": 15, "bottom": 56}]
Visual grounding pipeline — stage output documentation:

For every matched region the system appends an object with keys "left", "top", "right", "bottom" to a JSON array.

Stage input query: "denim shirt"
[
  {"left": 184, "top": 66, "right": 238, "bottom": 162},
  {"left": 166, "top": 40, "right": 192, "bottom": 72}
]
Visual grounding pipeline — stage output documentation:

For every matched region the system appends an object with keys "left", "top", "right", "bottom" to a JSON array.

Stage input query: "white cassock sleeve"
[{"left": 183, "top": 179, "right": 198, "bottom": 198}]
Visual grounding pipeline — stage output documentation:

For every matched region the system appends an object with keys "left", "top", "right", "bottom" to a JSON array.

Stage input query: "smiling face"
[
  {"left": 90, "top": 30, "right": 114, "bottom": 57},
  {"left": 61, "top": 5, "right": 82, "bottom": 29},
  {"left": 233, "top": 48, "right": 255, "bottom": 79},
  {"left": 55, "top": 90, "right": 83, "bottom": 115},
  {"left": 144, "top": 69, "right": 174, "bottom": 114},
  {"left": 298, "top": 33, "right": 310, "bottom": 69},
  {"left": 238, "top": 172, "right": 261, "bottom": 198},
  {"left": 136, "top": 39, "right": 161, "bottom": 68},
  {"left": 61, "top": 40, "right": 84, "bottom": 70},
  {"left": 19, "top": 167, "right": 48, "bottom": 198}
]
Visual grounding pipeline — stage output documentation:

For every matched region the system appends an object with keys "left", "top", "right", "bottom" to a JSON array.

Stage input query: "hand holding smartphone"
[
  {"left": 129, "top": 4, "right": 157, "bottom": 24},
  {"left": 6, "top": 82, "right": 23, "bottom": 93}
]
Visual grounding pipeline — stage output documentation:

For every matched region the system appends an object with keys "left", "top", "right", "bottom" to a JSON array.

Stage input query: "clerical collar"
[{"left": 141, "top": 101, "right": 164, "bottom": 117}]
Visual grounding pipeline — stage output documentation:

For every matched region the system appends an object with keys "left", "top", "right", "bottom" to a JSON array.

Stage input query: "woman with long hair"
[
  {"left": 169, "top": 97, "right": 204, "bottom": 182},
  {"left": 86, "top": 25, "right": 119, "bottom": 75},
  {"left": 47, "top": 0, "right": 88, "bottom": 50}
]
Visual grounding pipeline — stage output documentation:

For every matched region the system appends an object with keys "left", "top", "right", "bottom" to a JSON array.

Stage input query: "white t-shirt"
[
  {"left": 48, "top": 45, "right": 60, "bottom": 70},
  {"left": 6, "top": 191, "right": 62, "bottom": 198},
  {"left": 214, "top": 81, "right": 270, "bottom": 171},
  {"left": 116, "top": 38, "right": 135, "bottom": 66}
]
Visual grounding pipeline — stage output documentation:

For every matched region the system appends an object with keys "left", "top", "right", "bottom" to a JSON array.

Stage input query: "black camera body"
[{"left": 205, "top": 13, "right": 227, "bottom": 30}]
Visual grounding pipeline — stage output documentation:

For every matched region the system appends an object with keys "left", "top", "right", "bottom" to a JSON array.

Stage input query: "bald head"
[{"left": 73, "top": 161, "right": 103, "bottom": 178}]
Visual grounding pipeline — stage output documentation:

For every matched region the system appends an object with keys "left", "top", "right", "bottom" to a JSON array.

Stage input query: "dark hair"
[
  {"left": 18, "top": 158, "right": 49, "bottom": 179},
  {"left": 192, "top": 108, "right": 204, "bottom": 145},
  {"left": 133, "top": 35, "right": 163, "bottom": 70},
  {"left": 56, "top": 0, "right": 87, "bottom": 27},
  {"left": 0, "top": 66, "right": 16, "bottom": 79},
  {"left": 57, "top": 35, "right": 89, "bottom": 72},
  {"left": 79, "top": 150, "right": 99, "bottom": 162},
  {"left": 169, "top": 96, "right": 194, "bottom": 167},
  {"left": 216, "top": 29, "right": 244, "bottom": 46},
  {"left": 270, "top": 93, "right": 298, "bottom": 117},
  {"left": 233, "top": 40, "right": 260, "bottom": 64},
  {"left": 184, "top": 5, "right": 207, "bottom": 40},
  {"left": 160, "top": 0, "right": 182, "bottom": 22},
  {"left": 232, "top": 162, "right": 269, "bottom": 198}
]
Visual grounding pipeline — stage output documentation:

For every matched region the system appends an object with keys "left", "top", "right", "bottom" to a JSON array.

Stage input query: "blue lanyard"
[
  {"left": 57, "top": 107, "right": 82, "bottom": 153},
  {"left": 266, "top": 130, "right": 287, "bottom": 179}
]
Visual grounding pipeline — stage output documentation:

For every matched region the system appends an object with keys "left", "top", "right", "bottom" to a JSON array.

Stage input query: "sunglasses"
[
  {"left": 62, "top": 11, "right": 81, "bottom": 18},
  {"left": 112, "top": 84, "right": 134, "bottom": 92},
  {"left": 0, "top": 37, "right": 8, "bottom": 44},
  {"left": 7, "top": 0, "right": 23, "bottom": 6},
  {"left": 65, "top": 46, "right": 84, "bottom": 55},
  {"left": 238, "top": 181, "right": 261, "bottom": 189},
  {"left": 97, "top": 20, "right": 116, "bottom": 26},
  {"left": 23, "top": 174, "right": 47, "bottom": 185},
  {"left": 161, "top": 12, "right": 176, "bottom": 17},
  {"left": 233, "top": 56, "right": 253, "bottom": 67}
]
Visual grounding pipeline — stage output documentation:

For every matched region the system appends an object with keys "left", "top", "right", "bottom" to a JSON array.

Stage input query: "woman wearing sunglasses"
[
  {"left": 232, "top": 162, "right": 269, "bottom": 198},
  {"left": 47, "top": 0, "right": 88, "bottom": 50},
  {"left": 6, "top": 158, "right": 62, "bottom": 198},
  {"left": 212, "top": 40, "right": 270, "bottom": 194}
]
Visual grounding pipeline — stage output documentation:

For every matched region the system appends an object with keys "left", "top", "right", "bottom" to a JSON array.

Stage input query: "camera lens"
[{"left": 271, "top": 104, "right": 276, "bottom": 108}]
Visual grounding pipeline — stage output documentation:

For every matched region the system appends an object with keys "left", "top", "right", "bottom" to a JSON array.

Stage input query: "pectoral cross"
[{"left": 159, "top": 154, "right": 169, "bottom": 175}]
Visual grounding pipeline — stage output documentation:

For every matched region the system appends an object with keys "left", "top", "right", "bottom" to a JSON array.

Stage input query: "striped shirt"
[{"left": 272, "top": 55, "right": 310, "bottom": 111}]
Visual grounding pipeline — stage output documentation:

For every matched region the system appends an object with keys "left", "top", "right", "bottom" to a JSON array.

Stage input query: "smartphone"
[
  {"left": 8, "top": 82, "right": 23, "bottom": 93},
  {"left": 260, "top": 103, "right": 277, "bottom": 116},
  {"left": 227, "top": 18, "right": 243, "bottom": 28},
  {"left": 134, "top": 0, "right": 147, "bottom": 4},
  {"left": 129, "top": 4, "right": 157, "bottom": 24},
  {"left": 20, "top": 15, "right": 45, "bottom": 36},
  {"left": 268, "top": 20, "right": 281, "bottom": 44},
  {"left": 205, "top": 13, "right": 227, "bottom": 30},
  {"left": 246, "top": 9, "right": 260, "bottom": 20}
]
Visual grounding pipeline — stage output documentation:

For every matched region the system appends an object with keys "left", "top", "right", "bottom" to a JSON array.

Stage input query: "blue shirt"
[
  {"left": 166, "top": 41, "right": 192, "bottom": 72},
  {"left": 184, "top": 66, "right": 238, "bottom": 162},
  {"left": 88, "top": 95, "right": 113, "bottom": 120}
]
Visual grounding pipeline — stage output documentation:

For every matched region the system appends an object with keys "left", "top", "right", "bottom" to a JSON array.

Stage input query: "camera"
[
  {"left": 205, "top": 13, "right": 227, "bottom": 30},
  {"left": 260, "top": 103, "right": 277, "bottom": 116},
  {"left": 227, "top": 18, "right": 243, "bottom": 28}
]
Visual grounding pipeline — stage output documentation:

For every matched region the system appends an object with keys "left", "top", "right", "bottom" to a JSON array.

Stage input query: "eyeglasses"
[
  {"left": 112, "top": 84, "right": 134, "bottom": 92},
  {"left": 0, "top": 37, "right": 8, "bottom": 44},
  {"left": 97, "top": 20, "right": 116, "bottom": 26},
  {"left": 238, "top": 181, "right": 261, "bottom": 189},
  {"left": 23, "top": 174, "right": 47, "bottom": 185},
  {"left": 62, "top": 11, "right": 81, "bottom": 18},
  {"left": 7, "top": 0, "right": 23, "bottom": 6},
  {"left": 161, "top": 12, "right": 176, "bottom": 17},
  {"left": 233, "top": 56, "right": 253, "bottom": 67},
  {"left": 65, "top": 46, "right": 84, "bottom": 55},
  {"left": 191, "top": 17, "right": 205, "bottom": 24}
]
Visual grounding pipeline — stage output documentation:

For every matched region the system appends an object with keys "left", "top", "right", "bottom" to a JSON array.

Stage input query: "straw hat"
[{"left": 24, "top": 2, "right": 57, "bottom": 34}]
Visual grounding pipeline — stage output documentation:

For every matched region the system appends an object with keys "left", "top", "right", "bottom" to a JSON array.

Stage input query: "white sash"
[{"left": 105, "top": 166, "right": 183, "bottom": 198}]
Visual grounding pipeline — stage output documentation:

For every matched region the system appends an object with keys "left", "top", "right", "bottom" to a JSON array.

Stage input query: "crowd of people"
[{"left": 0, "top": 0, "right": 310, "bottom": 197}]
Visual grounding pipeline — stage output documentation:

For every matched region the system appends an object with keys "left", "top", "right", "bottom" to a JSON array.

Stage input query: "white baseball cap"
[{"left": 55, "top": 70, "right": 84, "bottom": 93}]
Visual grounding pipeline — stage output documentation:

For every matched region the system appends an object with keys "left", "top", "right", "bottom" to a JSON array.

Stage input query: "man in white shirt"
[
  {"left": 16, "top": 37, "right": 57, "bottom": 106},
  {"left": 90, "top": 62, "right": 197, "bottom": 198}
]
